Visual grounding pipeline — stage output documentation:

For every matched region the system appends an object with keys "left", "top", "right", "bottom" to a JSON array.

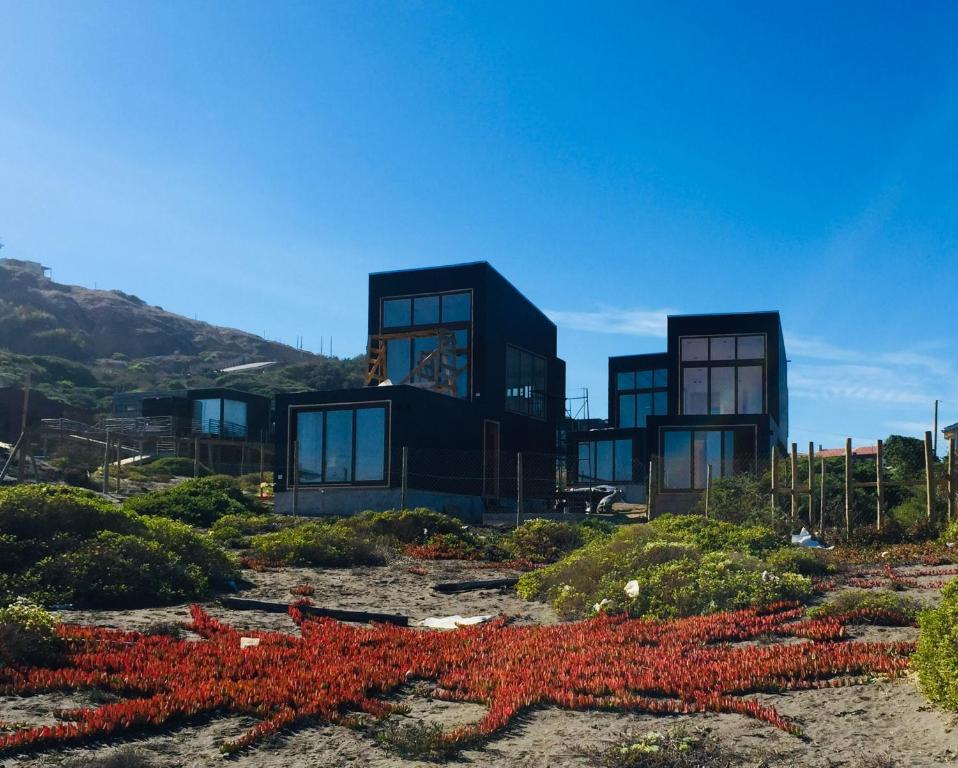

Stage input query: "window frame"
[
  {"left": 288, "top": 401, "right": 391, "bottom": 488},
  {"left": 679, "top": 334, "right": 767, "bottom": 416},
  {"left": 658, "top": 425, "right": 757, "bottom": 491},
  {"left": 615, "top": 366, "right": 668, "bottom": 427},
  {"left": 576, "top": 437, "right": 634, "bottom": 483},
  {"left": 378, "top": 288, "right": 474, "bottom": 399},
  {"left": 505, "top": 343, "right": 548, "bottom": 420}
]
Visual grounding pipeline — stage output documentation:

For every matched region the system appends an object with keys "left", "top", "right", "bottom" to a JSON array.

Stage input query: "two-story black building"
[
  {"left": 568, "top": 311, "right": 788, "bottom": 513},
  {"left": 274, "top": 262, "right": 566, "bottom": 520}
]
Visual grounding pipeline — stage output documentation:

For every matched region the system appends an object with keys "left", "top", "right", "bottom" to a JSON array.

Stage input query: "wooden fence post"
[
  {"left": 705, "top": 463, "right": 712, "bottom": 518},
  {"left": 102, "top": 431, "right": 110, "bottom": 494},
  {"left": 770, "top": 447, "right": 778, "bottom": 516},
  {"left": 807, "top": 442, "right": 815, "bottom": 528},
  {"left": 844, "top": 438, "right": 852, "bottom": 539},
  {"left": 925, "top": 431, "right": 936, "bottom": 523},
  {"left": 790, "top": 443, "right": 798, "bottom": 520},
  {"left": 401, "top": 446, "right": 409, "bottom": 510},
  {"left": 648, "top": 457, "right": 655, "bottom": 520},
  {"left": 820, "top": 457, "right": 826, "bottom": 530},
  {"left": 876, "top": 439, "right": 884, "bottom": 531},
  {"left": 949, "top": 435, "right": 956, "bottom": 525}
]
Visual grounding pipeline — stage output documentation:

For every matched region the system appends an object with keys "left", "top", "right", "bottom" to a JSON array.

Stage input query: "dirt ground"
[{"left": 3, "top": 559, "right": 958, "bottom": 768}]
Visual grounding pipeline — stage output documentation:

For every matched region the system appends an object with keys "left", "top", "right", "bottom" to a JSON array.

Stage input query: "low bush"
[
  {"left": 124, "top": 476, "right": 264, "bottom": 527},
  {"left": 36, "top": 532, "right": 212, "bottom": 607},
  {"left": 0, "top": 484, "right": 238, "bottom": 608},
  {"left": 501, "top": 519, "right": 589, "bottom": 563},
  {"left": 914, "top": 578, "right": 958, "bottom": 709},
  {"left": 517, "top": 519, "right": 809, "bottom": 619},
  {"left": 648, "top": 515, "right": 780, "bottom": 556},
  {"left": 209, "top": 513, "right": 297, "bottom": 548},
  {"left": 0, "top": 597, "right": 63, "bottom": 667},
  {"left": 764, "top": 546, "right": 831, "bottom": 577},
  {"left": 249, "top": 521, "right": 386, "bottom": 567},
  {"left": 350, "top": 508, "right": 465, "bottom": 544},
  {"left": 376, "top": 719, "right": 459, "bottom": 760},
  {"left": 809, "top": 589, "right": 921, "bottom": 623}
]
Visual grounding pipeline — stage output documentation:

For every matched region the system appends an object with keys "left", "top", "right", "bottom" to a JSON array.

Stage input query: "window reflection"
[
  {"left": 355, "top": 407, "right": 386, "bottom": 481},
  {"left": 383, "top": 299, "right": 411, "bottom": 328},
  {"left": 441, "top": 292, "right": 471, "bottom": 322},
  {"left": 662, "top": 428, "right": 752, "bottom": 490},
  {"left": 710, "top": 337, "right": 735, "bottom": 360},
  {"left": 324, "top": 410, "right": 353, "bottom": 483},
  {"left": 709, "top": 367, "right": 735, "bottom": 414},
  {"left": 413, "top": 296, "right": 440, "bottom": 325},
  {"left": 737, "top": 335, "right": 765, "bottom": 359},
  {"left": 681, "top": 338, "right": 708, "bottom": 361},
  {"left": 663, "top": 431, "right": 692, "bottom": 489},
  {"left": 682, "top": 367, "right": 708, "bottom": 415},
  {"left": 296, "top": 412, "right": 324, "bottom": 484},
  {"left": 737, "top": 365, "right": 763, "bottom": 414}
]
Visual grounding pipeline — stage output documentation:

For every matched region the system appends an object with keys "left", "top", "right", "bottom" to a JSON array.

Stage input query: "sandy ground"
[{"left": 2, "top": 559, "right": 958, "bottom": 768}]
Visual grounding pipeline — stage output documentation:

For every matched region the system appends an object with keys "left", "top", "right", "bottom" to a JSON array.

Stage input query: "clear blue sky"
[{"left": 1, "top": 1, "right": 956, "bottom": 451}]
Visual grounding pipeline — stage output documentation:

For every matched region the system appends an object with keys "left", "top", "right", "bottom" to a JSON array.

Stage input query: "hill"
[{"left": 0, "top": 258, "right": 364, "bottom": 413}]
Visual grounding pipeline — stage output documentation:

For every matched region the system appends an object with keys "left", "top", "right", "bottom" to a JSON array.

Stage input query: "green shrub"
[
  {"left": 809, "top": 589, "right": 921, "bottom": 621},
  {"left": 35, "top": 532, "right": 210, "bottom": 607},
  {"left": 689, "top": 472, "right": 773, "bottom": 527},
  {"left": 502, "top": 519, "right": 586, "bottom": 563},
  {"left": 135, "top": 456, "right": 210, "bottom": 479},
  {"left": 350, "top": 508, "right": 465, "bottom": 544},
  {"left": 648, "top": 515, "right": 780, "bottom": 555},
  {"left": 914, "top": 579, "right": 958, "bottom": 708},
  {"left": 249, "top": 521, "right": 386, "bottom": 567},
  {"left": 210, "top": 513, "right": 295, "bottom": 548},
  {"left": 517, "top": 520, "right": 808, "bottom": 620},
  {"left": 764, "top": 546, "right": 830, "bottom": 577},
  {"left": 580, "top": 727, "right": 739, "bottom": 768},
  {"left": 124, "top": 476, "right": 263, "bottom": 527},
  {"left": 140, "top": 516, "right": 237, "bottom": 587},
  {"left": 0, "top": 483, "right": 237, "bottom": 608},
  {"left": 0, "top": 597, "right": 63, "bottom": 667}
]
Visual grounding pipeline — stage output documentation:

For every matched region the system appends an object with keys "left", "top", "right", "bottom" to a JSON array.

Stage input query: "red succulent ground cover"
[{"left": 0, "top": 603, "right": 912, "bottom": 756}]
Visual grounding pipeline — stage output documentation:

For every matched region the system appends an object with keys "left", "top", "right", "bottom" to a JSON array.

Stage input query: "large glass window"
[
  {"left": 441, "top": 292, "right": 471, "bottom": 322},
  {"left": 682, "top": 367, "right": 708, "bottom": 415},
  {"left": 355, "top": 408, "right": 386, "bottom": 481},
  {"left": 386, "top": 337, "right": 411, "bottom": 383},
  {"left": 505, "top": 344, "right": 547, "bottom": 419},
  {"left": 413, "top": 295, "right": 440, "bottom": 325},
  {"left": 737, "top": 365, "right": 763, "bottom": 414},
  {"left": 383, "top": 299, "right": 411, "bottom": 328},
  {"left": 294, "top": 405, "right": 388, "bottom": 486},
  {"left": 296, "top": 412, "right": 324, "bottom": 484},
  {"left": 616, "top": 364, "right": 668, "bottom": 427},
  {"left": 223, "top": 399, "right": 248, "bottom": 436},
  {"left": 380, "top": 290, "right": 472, "bottom": 399},
  {"left": 709, "top": 367, "right": 735, "bottom": 415},
  {"left": 577, "top": 439, "right": 633, "bottom": 483},
  {"left": 662, "top": 428, "right": 754, "bottom": 490},
  {"left": 680, "top": 334, "right": 766, "bottom": 415},
  {"left": 324, "top": 410, "right": 353, "bottom": 484},
  {"left": 663, "top": 431, "right": 692, "bottom": 489}
]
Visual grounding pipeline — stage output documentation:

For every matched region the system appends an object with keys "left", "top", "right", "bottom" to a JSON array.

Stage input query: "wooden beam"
[
  {"left": 434, "top": 578, "right": 519, "bottom": 594},
  {"left": 221, "top": 597, "right": 409, "bottom": 626},
  {"left": 844, "top": 437, "right": 852, "bottom": 539},
  {"left": 876, "top": 439, "right": 884, "bottom": 531},
  {"left": 807, "top": 442, "right": 815, "bottom": 527},
  {"left": 925, "top": 430, "right": 936, "bottom": 523},
  {"left": 790, "top": 443, "right": 798, "bottom": 520}
]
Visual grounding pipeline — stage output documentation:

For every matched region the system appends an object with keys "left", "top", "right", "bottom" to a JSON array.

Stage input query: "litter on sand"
[
  {"left": 790, "top": 527, "right": 834, "bottom": 550},
  {"left": 419, "top": 615, "right": 493, "bottom": 630}
]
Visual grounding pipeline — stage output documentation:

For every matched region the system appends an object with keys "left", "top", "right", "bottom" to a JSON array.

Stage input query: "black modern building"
[
  {"left": 112, "top": 388, "right": 272, "bottom": 442},
  {"left": 274, "top": 262, "right": 566, "bottom": 520},
  {"left": 568, "top": 311, "right": 788, "bottom": 513}
]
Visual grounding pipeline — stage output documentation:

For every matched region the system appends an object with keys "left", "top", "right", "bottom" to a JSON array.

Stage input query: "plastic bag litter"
[
  {"left": 419, "top": 615, "right": 493, "bottom": 630},
  {"left": 790, "top": 527, "right": 833, "bottom": 550},
  {"left": 624, "top": 579, "right": 640, "bottom": 598}
]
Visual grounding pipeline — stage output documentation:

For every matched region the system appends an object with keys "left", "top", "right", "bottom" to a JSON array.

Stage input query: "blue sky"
[{"left": 1, "top": 1, "right": 956, "bottom": 450}]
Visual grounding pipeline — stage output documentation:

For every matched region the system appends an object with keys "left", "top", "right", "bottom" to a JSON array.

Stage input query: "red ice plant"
[{"left": 0, "top": 603, "right": 912, "bottom": 756}]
